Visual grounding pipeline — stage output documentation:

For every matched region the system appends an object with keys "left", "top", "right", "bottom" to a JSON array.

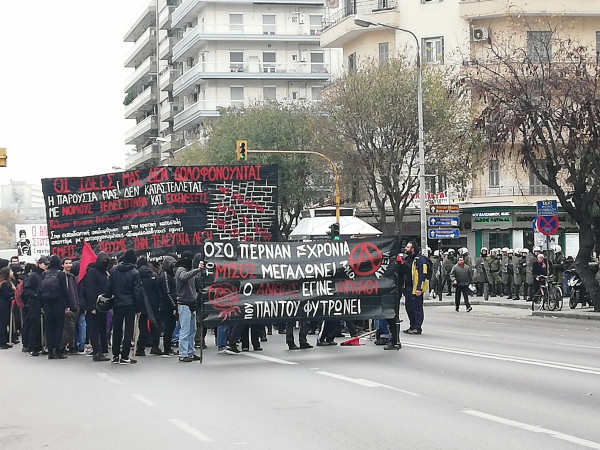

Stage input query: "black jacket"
[
  {"left": 23, "top": 266, "right": 44, "bottom": 306},
  {"left": 37, "top": 268, "right": 69, "bottom": 308},
  {"left": 83, "top": 264, "right": 109, "bottom": 313},
  {"left": 105, "top": 263, "right": 143, "bottom": 309},
  {"left": 138, "top": 264, "right": 160, "bottom": 315}
]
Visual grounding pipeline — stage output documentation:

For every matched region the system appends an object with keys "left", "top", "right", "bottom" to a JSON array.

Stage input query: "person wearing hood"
[
  {"left": 104, "top": 249, "right": 144, "bottom": 365},
  {"left": 59, "top": 257, "right": 81, "bottom": 355},
  {"left": 22, "top": 256, "right": 49, "bottom": 356},
  {"left": 83, "top": 251, "right": 111, "bottom": 361},
  {"left": 38, "top": 255, "right": 69, "bottom": 360},
  {"left": 158, "top": 255, "right": 178, "bottom": 356},
  {"left": 174, "top": 251, "right": 204, "bottom": 362},
  {"left": 135, "top": 257, "right": 161, "bottom": 356}
]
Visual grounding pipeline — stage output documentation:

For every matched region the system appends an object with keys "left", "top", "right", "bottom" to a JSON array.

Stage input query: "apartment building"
[
  {"left": 124, "top": 0, "right": 338, "bottom": 169},
  {"left": 320, "top": 0, "right": 600, "bottom": 255}
]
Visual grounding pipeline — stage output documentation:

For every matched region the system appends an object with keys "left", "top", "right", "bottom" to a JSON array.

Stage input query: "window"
[
  {"left": 489, "top": 160, "right": 500, "bottom": 188},
  {"left": 425, "top": 175, "right": 447, "bottom": 195},
  {"left": 230, "top": 87, "right": 244, "bottom": 108},
  {"left": 263, "top": 86, "right": 276, "bottom": 101},
  {"left": 379, "top": 42, "right": 389, "bottom": 63},
  {"left": 230, "top": 14, "right": 243, "bottom": 33},
  {"left": 482, "top": 232, "right": 510, "bottom": 250},
  {"left": 230, "top": 51, "right": 244, "bottom": 72},
  {"left": 262, "top": 52, "right": 276, "bottom": 73},
  {"left": 311, "top": 86, "right": 322, "bottom": 101},
  {"left": 378, "top": 0, "right": 392, "bottom": 9},
  {"left": 311, "top": 52, "right": 325, "bottom": 73},
  {"left": 529, "top": 159, "right": 553, "bottom": 195},
  {"left": 309, "top": 15, "right": 322, "bottom": 35},
  {"left": 263, "top": 14, "right": 275, "bottom": 34},
  {"left": 422, "top": 37, "right": 444, "bottom": 64},
  {"left": 348, "top": 52, "right": 356, "bottom": 72},
  {"left": 527, "top": 31, "right": 552, "bottom": 62}
]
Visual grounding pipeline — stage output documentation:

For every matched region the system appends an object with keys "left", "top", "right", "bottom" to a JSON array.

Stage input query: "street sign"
[
  {"left": 536, "top": 215, "right": 559, "bottom": 236},
  {"left": 428, "top": 228, "right": 460, "bottom": 239},
  {"left": 536, "top": 200, "right": 558, "bottom": 216},
  {"left": 428, "top": 216, "right": 460, "bottom": 227},
  {"left": 429, "top": 204, "right": 459, "bottom": 214}
]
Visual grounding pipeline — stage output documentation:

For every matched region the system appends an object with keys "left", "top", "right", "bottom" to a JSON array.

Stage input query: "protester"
[
  {"left": 22, "top": 256, "right": 49, "bottom": 356},
  {"left": 174, "top": 251, "right": 203, "bottom": 362},
  {"left": 158, "top": 255, "right": 178, "bottom": 356},
  {"left": 0, "top": 267, "right": 15, "bottom": 349},
  {"left": 136, "top": 257, "right": 162, "bottom": 356},
  {"left": 450, "top": 256, "right": 473, "bottom": 312},
  {"left": 285, "top": 320, "right": 310, "bottom": 350},
  {"left": 403, "top": 241, "right": 428, "bottom": 335},
  {"left": 60, "top": 257, "right": 80, "bottom": 354},
  {"left": 83, "top": 252, "right": 111, "bottom": 362}
]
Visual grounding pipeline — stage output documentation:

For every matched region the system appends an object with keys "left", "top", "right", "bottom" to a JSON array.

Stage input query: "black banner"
[
  {"left": 41, "top": 165, "right": 278, "bottom": 260},
  {"left": 201, "top": 237, "right": 400, "bottom": 324}
]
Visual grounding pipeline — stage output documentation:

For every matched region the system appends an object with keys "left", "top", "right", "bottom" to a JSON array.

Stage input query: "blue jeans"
[
  {"left": 217, "top": 325, "right": 228, "bottom": 350},
  {"left": 404, "top": 287, "right": 424, "bottom": 331},
  {"left": 374, "top": 319, "right": 390, "bottom": 337},
  {"left": 74, "top": 313, "right": 86, "bottom": 350},
  {"left": 178, "top": 305, "right": 196, "bottom": 357}
]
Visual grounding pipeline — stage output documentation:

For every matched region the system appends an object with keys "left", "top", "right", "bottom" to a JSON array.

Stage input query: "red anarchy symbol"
[{"left": 349, "top": 242, "right": 383, "bottom": 276}]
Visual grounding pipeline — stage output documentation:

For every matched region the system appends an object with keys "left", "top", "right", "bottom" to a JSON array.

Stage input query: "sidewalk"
[{"left": 424, "top": 293, "right": 600, "bottom": 321}]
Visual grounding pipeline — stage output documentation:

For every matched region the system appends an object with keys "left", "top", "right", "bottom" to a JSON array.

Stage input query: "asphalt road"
[{"left": 1, "top": 305, "right": 599, "bottom": 450}]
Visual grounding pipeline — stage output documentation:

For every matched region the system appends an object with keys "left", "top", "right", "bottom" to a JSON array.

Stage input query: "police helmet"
[
  {"left": 533, "top": 246, "right": 542, "bottom": 253},
  {"left": 522, "top": 248, "right": 529, "bottom": 255},
  {"left": 434, "top": 250, "right": 440, "bottom": 257},
  {"left": 480, "top": 247, "right": 488, "bottom": 256},
  {"left": 553, "top": 244, "right": 562, "bottom": 253},
  {"left": 448, "top": 248, "right": 455, "bottom": 254},
  {"left": 507, "top": 248, "right": 514, "bottom": 255},
  {"left": 502, "top": 247, "right": 509, "bottom": 253}
]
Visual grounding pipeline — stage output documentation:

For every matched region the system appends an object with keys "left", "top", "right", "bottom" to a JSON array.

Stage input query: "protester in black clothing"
[
  {"left": 158, "top": 255, "right": 178, "bottom": 356},
  {"left": 83, "top": 251, "right": 111, "bottom": 361},
  {"left": 22, "top": 256, "right": 49, "bottom": 356},
  {"left": 104, "top": 249, "right": 143, "bottom": 365},
  {"left": 384, "top": 251, "right": 406, "bottom": 351},
  {"left": 136, "top": 257, "right": 161, "bottom": 356},
  {"left": 38, "top": 255, "right": 70, "bottom": 360},
  {"left": 0, "top": 267, "right": 15, "bottom": 349}
]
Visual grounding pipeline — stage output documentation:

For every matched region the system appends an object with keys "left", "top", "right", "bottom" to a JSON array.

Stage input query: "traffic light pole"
[{"left": 246, "top": 149, "right": 341, "bottom": 227}]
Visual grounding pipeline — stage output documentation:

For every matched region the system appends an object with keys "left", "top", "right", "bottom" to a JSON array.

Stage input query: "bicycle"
[{"left": 531, "top": 275, "right": 562, "bottom": 311}]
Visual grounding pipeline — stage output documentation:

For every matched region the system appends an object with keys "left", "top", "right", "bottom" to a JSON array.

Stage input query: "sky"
[{"left": 0, "top": 0, "right": 150, "bottom": 187}]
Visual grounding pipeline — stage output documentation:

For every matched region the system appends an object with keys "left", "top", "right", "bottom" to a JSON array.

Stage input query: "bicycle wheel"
[
  {"left": 569, "top": 291, "right": 578, "bottom": 309},
  {"left": 531, "top": 294, "right": 542, "bottom": 311},
  {"left": 548, "top": 288, "right": 558, "bottom": 311}
]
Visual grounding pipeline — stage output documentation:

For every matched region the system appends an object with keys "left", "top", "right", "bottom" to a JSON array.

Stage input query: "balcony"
[
  {"left": 159, "top": 68, "right": 181, "bottom": 91},
  {"left": 470, "top": 185, "right": 555, "bottom": 197},
  {"left": 124, "top": 56, "right": 157, "bottom": 92},
  {"left": 125, "top": 115, "right": 158, "bottom": 145},
  {"left": 159, "top": 3, "right": 176, "bottom": 30},
  {"left": 160, "top": 102, "right": 183, "bottom": 122},
  {"left": 126, "top": 144, "right": 160, "bottom": 169},
  {"left": 159, "top": 36, "right": 178, "bottom": 60},
  {"left": 173, "top": 101, "right": 220, "bottom": 131},
  {"left": 124, "top": 86, "right": 157, "bottom": 120},
  {"left": 171, "top": 0, "right": 203, "bottom": 29},
  {"left": 172, "top": 23, "right": 321, "bottom": 62},
  {"left": 459, "top": 0, "right": 600, "bottom": 20},
  {"left": 124, "top": 2, "right": 156, "bottom": 42},
  {"left": 320, "top": 1, "right": 399, "bottom": 48},
  {"left": 124, "top": 27, "right": 157, "bottom": 68},
  {"left": 173, "top": 61, "right": 330, "bottom": 96}
]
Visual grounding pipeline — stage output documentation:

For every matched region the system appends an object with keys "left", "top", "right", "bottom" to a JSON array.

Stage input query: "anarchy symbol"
[{"left": 349, "top": 242, "right": 383, "bottom": 276}]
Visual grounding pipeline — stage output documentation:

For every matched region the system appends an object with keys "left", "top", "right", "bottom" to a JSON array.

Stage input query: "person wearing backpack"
[
  {"left": 22, "top": 256, "right": 50, "bottom": 356},
  {"left": 38, "top": 255, "right": 69, "bottom": 360},
  {"left": 403, "top": 241, "right": 428, "bottom": 336}
]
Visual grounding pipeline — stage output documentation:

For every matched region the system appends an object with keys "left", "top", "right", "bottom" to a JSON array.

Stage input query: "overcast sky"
[{"left": 0, "top": 0, "right": 150, "bottom": 186}]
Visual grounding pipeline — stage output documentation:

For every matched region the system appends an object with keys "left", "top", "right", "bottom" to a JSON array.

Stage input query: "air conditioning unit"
[{"left": 472, "top": 28, "right": 489, "bottom": 42}]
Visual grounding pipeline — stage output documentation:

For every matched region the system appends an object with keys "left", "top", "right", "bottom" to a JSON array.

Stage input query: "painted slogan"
[
  {"left": 201, "top": 237, "right": 400, "bottom": 324},
  {"left": 41, "top": 165, "right": 278, "bottom": 259}
]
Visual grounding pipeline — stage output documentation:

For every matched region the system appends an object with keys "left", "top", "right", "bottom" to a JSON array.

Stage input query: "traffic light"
[
  {"left": 236, "top": 140, "right": 248, "bottom": 161},
  {"left": 328, "top": 222, "right": 340, "bottom": 240},
  {"left": 0, "top": 148, "right": 6, "bottom": 167}
]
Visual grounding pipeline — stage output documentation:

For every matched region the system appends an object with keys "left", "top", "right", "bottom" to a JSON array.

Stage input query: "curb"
[{"left": 532, "top": 310, "right": 600, "bottom": 320}]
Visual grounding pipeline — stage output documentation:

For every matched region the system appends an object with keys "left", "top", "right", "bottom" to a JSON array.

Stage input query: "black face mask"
[{"left": 98, "top": 259, "right": 109, "bottom": 270}]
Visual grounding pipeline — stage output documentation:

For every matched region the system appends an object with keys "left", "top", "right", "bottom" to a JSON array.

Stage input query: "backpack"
[
  {"left": 14, "top": 280, "right": 25, "bottom": 308},
  {"left": 40, "top": 270, "right": 62, "bottom": 300}
]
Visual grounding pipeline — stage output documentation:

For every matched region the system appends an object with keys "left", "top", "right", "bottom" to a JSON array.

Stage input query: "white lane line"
[
  {"left": 131, "top": 393, "right": 156, "bottom": 407},
  {"left": 556, "top": 343, "right": 600, "bottom": 350},
  {"left": 463, "top": 409, "right": 600, "bottom": 449},
  {"left": 404, "top": 342, "right": 600, "bottom": 375},
  {"left": 168, "top": 418, "right": 214, "bottom": 442},
  {"left": 241, "top": 353, "right": 298, "bottom": 365},
  {"left": 316, "top": 371, "right": 420, "bottom": 396},
  {"left": 435, "top": 330, "right": 492, "bottom": 337},
  {"left": 97, "top": 373, "right": 121, "bottom": 384}
]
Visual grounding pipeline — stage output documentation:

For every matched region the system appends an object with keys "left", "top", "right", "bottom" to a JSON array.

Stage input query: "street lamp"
[{"left": 354, "top": 14, "right": 428, "bottom": 255}]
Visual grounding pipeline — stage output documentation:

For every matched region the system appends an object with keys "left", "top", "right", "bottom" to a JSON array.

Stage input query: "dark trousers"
[
  {"left": 160, "top": 309, "right": 176, "bottom": 352},
  {"left": 0, "top": 301, "right": 9, "bottom": 345},
  {"left": 87, "top": 311, "right": 108, "bottom": 354},
  {"left": 242, "top": 324, "right": 261, "bottom": 350},
  {"left": 454, "top": 285, "right": 471, "bottom": 309},
  {"left": 25, "top": 303, "right": 42, "bottom": 352},
  {"left": 44, "top": 301, "right": 66, "bottom": 352},
  {"left": 112, "top": 305, "right": 135, "bottom": 359},
  {"left": 318, "top": 320, "right": 340, "bottom": 343},
  {"left": 138, "top": 313, "right": 161, "bottom": 348},
  {"left": 286, "top": 321, "right": 309, "bottom": 345},
  {"left": 404, "top": 288, "right": 424, "bottom": 331}
]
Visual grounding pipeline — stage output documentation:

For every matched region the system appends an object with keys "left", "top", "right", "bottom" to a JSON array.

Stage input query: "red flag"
[{"left": 78, "top": 241, "right": 97, "bottom": 283}]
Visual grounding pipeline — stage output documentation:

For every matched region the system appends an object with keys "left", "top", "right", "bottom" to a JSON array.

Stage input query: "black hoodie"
[
  {"left": 83, "top": 252, "right": 110, "bottom": 313},
  {"left": 105, "top": 262, "right": 143, "bottom": 309},
  {"left": 138, "top": 263, "right": 160, "bottom": 316}
]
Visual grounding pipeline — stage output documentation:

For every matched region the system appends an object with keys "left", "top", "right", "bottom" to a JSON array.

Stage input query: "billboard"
[{"left": 15, "top": 223, "right": 50, "bottom": 263}]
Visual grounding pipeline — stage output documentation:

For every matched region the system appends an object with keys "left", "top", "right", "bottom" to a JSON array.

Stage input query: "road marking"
[
  {"left": 316, "top": 371, "right": 420, "bottom": 396},
  {"left": 97, "top": 373, "right": 121, "bottom": 384},
  {"left": 403, "top": 342, "right": 600, "bottom": 375},
  {"left": 435, "top": 330, "right": 492, "bottom": 337},
  {"left": 131, "top": 393, "right": 156, "bottom": 407},
  {"left": 556, "top": 343, "right": 600, "bottom": 350},
  {"left": 169, "top": 419, "right": 214, "bottom": 442},
  {"left": 463, "top": 409, "right": 600, "bottom": 449},
  {"left": 241, "top": 353, "right": 297, "bottom": 365}
]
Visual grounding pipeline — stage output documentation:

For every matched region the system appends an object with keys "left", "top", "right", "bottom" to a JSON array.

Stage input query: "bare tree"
[{"left": 465, "top": 25, "right": 600, "bottom": 311}]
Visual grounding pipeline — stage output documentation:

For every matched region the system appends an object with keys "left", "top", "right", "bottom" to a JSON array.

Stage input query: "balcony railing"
[
  {"left": 470, "top": 185, "right": 555, "bottom": 197},
  {"left": 322, "top": 0, "right": 398, "bottom": 31}
]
